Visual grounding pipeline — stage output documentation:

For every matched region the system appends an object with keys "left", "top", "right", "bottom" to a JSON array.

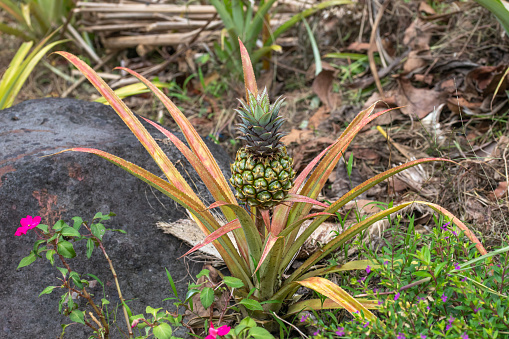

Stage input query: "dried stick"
[{"left": 368, "top": 0, "right": 390, "bottom": 98}]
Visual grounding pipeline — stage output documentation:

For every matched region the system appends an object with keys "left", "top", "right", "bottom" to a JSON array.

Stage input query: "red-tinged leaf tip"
[
  {"left": 284, "top": 193, "right": 329, "bottom": 208},
  {"left": 253, "top": 234, "right": 280, "bottom": 275},
  {"left": 260, "top": 209, "right": 271, "bottom": 233},
  {"left": 239, "top": 38, "right": 257, "bottom": 99},
  {"left": 179, "top": 219, "right": 241, "bottom": 258}
]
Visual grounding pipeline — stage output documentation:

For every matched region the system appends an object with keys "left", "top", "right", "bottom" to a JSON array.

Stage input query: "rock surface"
[{"left": 0, "top": 98, "right": 232, "bottom": 338}]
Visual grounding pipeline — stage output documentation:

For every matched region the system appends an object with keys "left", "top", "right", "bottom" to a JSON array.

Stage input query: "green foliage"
[
  {"left": 475, "top": 0, "right": 509, "bottom": 37},
  {"left": 0, "top": 0, "right": 74, "bottom": 41},
  {"left": 209, "top": 0, "right": 350, "bottom": 72},
  {"left": 0, "top": 36, "right": 66, "bottom": 109},
  {"left": 307, "top": 218, "right": 509, "bottom": 338}
]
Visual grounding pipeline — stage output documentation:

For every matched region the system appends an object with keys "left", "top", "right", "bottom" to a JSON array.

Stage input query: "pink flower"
[
  {"left": 15, "top": 215, "right": 41, "bottom": 236},
  {"left": 394, "top": 292, "right": 400, "bottom": 301},
  {"left": 441, "top": 293, "right": 448, "bottom": 303},
  {"left": 21, "top": 215, "right": 41, "bottom": 230},
  {"left": 335, "top": 327, "right": 345, "bottom": 336},
  {"left": 205, "top": 323, "right": 230, "bottom": 339},
  {"left": 366, "top": 265, "right": 371, "bottom": 274}
]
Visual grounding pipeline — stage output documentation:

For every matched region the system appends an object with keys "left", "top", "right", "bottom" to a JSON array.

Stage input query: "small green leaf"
[
  {"left": 239, "top": 316, "right": 256, "bottom": 328},
  {"left": 111, "top": 229, "right": 127, "bottom": 234},
  {"left": 17, "top": 251, "right": 37, "bottom": 269},
  {"left": 249, "top": 326, "right": 274, "bottom": 338},
  {"left": 61, "top": 226, "right": 81, "bottom": 237},
  {"left": 153, "top": 322, "right": 172, "bottom": 339},
  {"left": 101, "top": 298, "right": 110, "bottom": 306},
  {"left": 46, "top": 249, "right": 56, "bottom": 266},
  {"left": 69, "top": 310, "right": 85, "bottom": 325},
  {"left": 166, "top": 268, "right": 178, "bottom": 299},
  {"left": 91, "top": 223, "right": 106, "bottom": 240},
  {"left": 223, "top": 276, "right": 244, "bottom": 289},
  {"left": 56, "top": 266, "right": 68, "bottom": 278},
  {"left": 93, "top": 212, "right": 112, "bottom": 222},
  {"left": 86, "top": 238, "right": 94, "bottom": 259},
  {"left": 434, "top": 262, "right": 448, "bottom": 277},
  {"left": 200, "top": 287, "right": 214, "bottom": 309},
  {"left": 196, "top": 269, "right": 210, "bottom": 280},
  {"left": 71, "top": 217, "right": 83, "bottom": 230},
  {"left": 413, "top": 271, "right": 433, "bottom": 279},
  {"left": 33, "top": 239, "right": 46, "bottom": 252},
  {"left": 39, "top": 285, "right": 58, "bottom": 296},
  {"left": 346, "top": 151, "right": 354, "bottom": 177},
  {"left": 184, "top": 289, "right": 199, "bottom": 303},
  {"left": 69, "top": 271, "right": 83, "bottom": 289},
  {"left": 57, "top": 240, "right": 76, "bottom": 258},
  {"left": 146, "top": 306, "right": 162, "bottom": 319},
  {"left": 52, "top": 220, "right": 67, "bottom": 231},
  {"left": 239, "top": 299, "right": 263, "bottom": 311},
  {"left": 37, "top": 224, "right": 49, "bottom": 233}
]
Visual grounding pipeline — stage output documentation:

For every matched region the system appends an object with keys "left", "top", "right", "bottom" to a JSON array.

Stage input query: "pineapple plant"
[{"left": 230, "top": 88, "right": 296, "bottom": 208}]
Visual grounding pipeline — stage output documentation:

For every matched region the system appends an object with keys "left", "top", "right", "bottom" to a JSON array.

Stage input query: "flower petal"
[
  {"left": 30, "top": 216, "right": 41, "bottom": 229},
  {"left": 217, "top": 325, "right": 230, "bottom": 336}
]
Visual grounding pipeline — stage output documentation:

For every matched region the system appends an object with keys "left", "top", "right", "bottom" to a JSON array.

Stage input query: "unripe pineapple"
[{"left": 230, "top": 88, "right": 296, "bottom": 208}]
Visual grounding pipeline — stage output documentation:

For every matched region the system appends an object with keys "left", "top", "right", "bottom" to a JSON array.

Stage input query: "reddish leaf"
[
  {"left": 180, "top": 219, "right": 242, "bottom": 258},
  {"left": 239, "top": 38, "right": 258, "bottom": 98},
  {"left": 116, "top": 67, "right": 236, "bottom": 204},
  {"left": 284, "top": 193, "right": 329, "bottom": 208},
  {"left": 253, "top": 233, "right": 281, "bottom": 274},
  {"left": 55, "top": 52, "right": 196, "bottom": 200}
]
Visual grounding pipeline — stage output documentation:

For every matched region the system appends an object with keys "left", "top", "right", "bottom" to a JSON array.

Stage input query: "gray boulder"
[{"left": 0, "top": 98, "right": 232, "bottom": 338}]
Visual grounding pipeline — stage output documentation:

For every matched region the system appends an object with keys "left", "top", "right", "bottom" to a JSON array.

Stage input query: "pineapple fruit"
[{"left": 230, "top": 88, "right": 296, "bottom": 208}]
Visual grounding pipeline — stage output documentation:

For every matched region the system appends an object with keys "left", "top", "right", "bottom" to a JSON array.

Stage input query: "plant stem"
[{"left": 83, "top": 221, "right": 133, "bottom": 338}]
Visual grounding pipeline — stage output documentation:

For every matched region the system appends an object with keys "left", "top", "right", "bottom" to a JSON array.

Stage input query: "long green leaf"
[
  {"left": 475, "top": 0, "right": 509, "bottom": 36},
  {"left": 3, "top": 39, "right": 66, "bottom": 109},
  {"left": 0, "top": 41, "right": 33, "bottom": 99},
  {"left": 282, "top": 157, "right": 452, "bottom": 269},
  {"left": 0, "top": 0, "right": 26, "bottom": 25},
  {"left": 0, "top": 22, "right": 32, "bottom": 40}
]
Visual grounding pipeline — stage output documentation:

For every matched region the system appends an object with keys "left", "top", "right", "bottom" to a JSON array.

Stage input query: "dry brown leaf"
[
  {"left": 465, "top": 65, "right": 508, "bottom": 95},
  {"left": 309, "top": 106, "right": 331, "bottom": 129},
  {"left": 343, "top": 199, "right": 382, "bottom": 214},
  {"left": 282, "top": 129, "right": 314, "bottom": 145},
  {"left": 396, "top": 79, "right": 444, "bottom": 119},
  {"left": 312, "top": 69, "right": 336, "bottom": 109},
  {"left": 488, "top": 182, "right": 508, "bottom": 201},
  {"left": 414, "top": 74, "right": 434, "bottom": 85},
  {"left": 403, "top": 47, "right": 430, "bottom": 74},
  {"left": 403, "top": 18, "right": 434, "bottom": 49},
  {"left": 446, "top": 97, "right": 482, "bottom": 115},
  {"left": 418, "top": 1, "right": 436, "bottom": 15},
  {"left": 347, "top": 41, "right": 373, "bottom": 52}
]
